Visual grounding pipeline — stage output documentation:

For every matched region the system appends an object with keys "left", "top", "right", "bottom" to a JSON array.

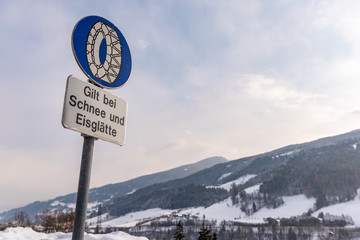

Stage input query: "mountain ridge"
[
  {"left": 0, "top": 156, "right": 227, "bottom": 221},
  {"left": 103, "top": 129, "right": 360, "bottom": 217},
  {"left": 3, "top": 129, "right": 360, "bottom": 223}
]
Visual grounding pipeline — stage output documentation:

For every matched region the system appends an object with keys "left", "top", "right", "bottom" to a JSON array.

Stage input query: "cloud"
[
  {"left": 242, "top": 74, "right": 324, "bottom": 109},
  {"left": 3, "top": 0, "right": 360, "bottom": 212}
]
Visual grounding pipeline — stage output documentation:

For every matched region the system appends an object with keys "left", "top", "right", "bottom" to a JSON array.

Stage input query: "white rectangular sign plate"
[{"left": 62, "top": 75, "right": 127, "bottom": 146}]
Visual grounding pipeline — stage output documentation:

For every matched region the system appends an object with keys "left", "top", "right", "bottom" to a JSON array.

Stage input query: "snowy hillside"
[
  {"left": 99, "top": 194, "right": 317, "bottom": 228},
  {"left": 4, "top": 130, "right": 360, "bottom": 239},
  {"left": 0, "top": 156, "right": 227, "bottom": 221},
  {"left": 103, "top": 132, "right": 360, "bottom": 221},
  {"left": 313, "top": 189, "right": 360, "bottom": 225},
  {"left": 98, "top": 172, "right": 318, "bottom": 229},
  {"left": 97, "top": 174, "right": 360, "bottom": 232}
]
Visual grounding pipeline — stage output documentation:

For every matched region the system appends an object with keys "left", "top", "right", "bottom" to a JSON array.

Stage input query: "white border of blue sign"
[{"left": 72, "top": 16, "right": 132, "bottom": 89}]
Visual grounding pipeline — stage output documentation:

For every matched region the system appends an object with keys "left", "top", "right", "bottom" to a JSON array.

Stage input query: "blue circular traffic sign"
[{"left": 72, "top": 16, "right": 132, "bottom": 89}]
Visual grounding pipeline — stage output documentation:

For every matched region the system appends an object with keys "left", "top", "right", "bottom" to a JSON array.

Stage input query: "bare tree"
[{"left": 14, "top": 211, "right": 30, "bottom": 227}]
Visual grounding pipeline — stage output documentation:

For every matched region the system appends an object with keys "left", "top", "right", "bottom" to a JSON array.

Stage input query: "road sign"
[
  {"left": 72, "top": 16, "right": 132, "bottom": 89},
  {"left": 62, "top": 75, "right": 127, "bottom": 145},
  {"left": 68, "top": 16, "right": 132, "bottom": 240}
]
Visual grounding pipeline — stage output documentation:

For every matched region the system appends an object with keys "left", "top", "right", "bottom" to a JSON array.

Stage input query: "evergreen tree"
[
  {"left": 287, "top": 227, "right": 297, "bottom": 240},
  {"left": 218, "top": 221, "right": 226, "bottom": 239},
  {"left": 96, "top": 204, "right": 103, "bottom": 234},
  {"left": 279, "top": 229, "right": 284, "bottom": 240},
  {"left": 315, "top": 192, "right": 328, "bottom": 210},
  {"left": 230, "top": 183, "right": 238, "bottom": 205},
  {"left": 174, "top": 221, "right": 185, "bottom": 240},
  {"left": 198, "top": 221, "right": 211, "bottom": 240},
  {"left": 252, "top": 202, "right": 257, "bottom": 213},
  {"left": 246, "top": 226, "right": 255, "bottom": 239},
  {"left": 272, "top": 223, "right": 278, "bottom": 240}
]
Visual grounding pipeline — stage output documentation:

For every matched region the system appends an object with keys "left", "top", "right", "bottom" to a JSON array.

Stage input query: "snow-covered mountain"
[
  {"left": 0, "top": 156, "right": 227, "bottom": 221},
  {"left": 101, "top": 130, "right": 360, "bottom": 219},
  {"left": 95, "top": 129, "right": 360, "bottom": 236},
  {"left": 4, "top": 130, "right": 360, "bottom": 238}
]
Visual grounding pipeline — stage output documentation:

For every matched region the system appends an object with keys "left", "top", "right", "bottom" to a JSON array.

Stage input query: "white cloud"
[{"left": 242, "top": 74, "right": 324, "bottom": 109}]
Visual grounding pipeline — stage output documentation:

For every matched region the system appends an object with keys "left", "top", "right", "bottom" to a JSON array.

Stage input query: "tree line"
[
  {"left": 0, "top": 210, "right": 75, "bottom": 233},
  {"left": 1, "top": 209, "right": 357, "bottom": 239}
]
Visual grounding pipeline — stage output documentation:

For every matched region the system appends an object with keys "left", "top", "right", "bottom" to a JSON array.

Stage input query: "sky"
[{"left": 2, "top": 0, "right": 360, "bottom": 212}]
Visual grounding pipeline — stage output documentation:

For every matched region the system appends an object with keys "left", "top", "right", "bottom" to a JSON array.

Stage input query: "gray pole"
[{"left": 72, "top": 135, "right": 95, "bottom": 240}]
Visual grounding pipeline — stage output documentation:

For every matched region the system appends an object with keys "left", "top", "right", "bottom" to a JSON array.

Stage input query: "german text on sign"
[{"left": 62, "top": 75, "right": 127, "bottom": 145}]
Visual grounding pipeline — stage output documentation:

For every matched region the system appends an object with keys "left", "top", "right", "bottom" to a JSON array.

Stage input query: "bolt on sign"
[{"left": 62, "top": 75, "right": 127, "bottom": 145}]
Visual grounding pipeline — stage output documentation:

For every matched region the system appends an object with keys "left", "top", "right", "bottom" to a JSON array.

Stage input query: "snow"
[
  {"left": 0, "top": 227, "right": 148, "bottom": 240},
  {"left": 50, "top": 201, "right": 67, "bottom": 207},
  {"left": 181, "top": 198, "right": 240, "bottom": 222},
  {"left": 14, "top": 185, "right": 360, "bottom": 239},
  {"left": 49, "top": 201, "right": 76, "bottom": 210},
  {"left": 217, "top": 172, "right": 231, "bottom": 181},
  {"left": 6, "top": 191, "right": 360, "bottom": 238},
  {"left": 313, "top": 189, "right": 360, "bottom": 225},
  {"left": 5, "top": 190, "right": 360, "bottom": 239},
  {"left": 214, "top": 174, "right": 256, "bottom": 191},
  {"left": 180, "top": 194, "right": 316, "bottom": 224},
  {"left": 102, "top": 208, "right": 173, "bottom": 228},
  {"left": 100, "top": 188, "right": 360, "bottom": 228},
  {"left": 272, "top": 150, "right": 300, "bottom": 159},
  {"left": 101, "top": 193, "right": 316, "bottom": 227},
  {"left": 244, "top": 184, "right": 261, "bottom": 194},
  {"left": 87, "top": 202, "right": 101, "bottom": 209},
  {"left": 250, "top": 195, "right": 316, "bottom": 222},
  {"left": 125, "top": 189, "right": 136, "bottom": 195},
  {"left": 88, "top": 213, "right": 111, "bottom": 226}
]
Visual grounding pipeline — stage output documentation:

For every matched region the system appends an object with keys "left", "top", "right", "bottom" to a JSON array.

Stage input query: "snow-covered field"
[
  {"left": 0, "top": 227, "right": 148, "bottom": 240},
  {"left": 99, "top": 189, "right": 360, "bottom": 227},
  {"left": 216, "top": 174, "right": 257, "bottom": 191},
  {"left": 100, "top": 194, "right": 317, "bottom": 227},
  {"left": 252, "top": 195, "right": 316, "bottom": 222},
  {"left": 313, "top": 189, "right": 360, "bottom": 225},
  {"left": 100, "top": 208, "right": 173, "bottom": 228},
  {"left": 178, "top": 194, "right": 316, "bottom": 224},
  {"left": 97, "top": 175, "right": 359, "bottom": 227}
]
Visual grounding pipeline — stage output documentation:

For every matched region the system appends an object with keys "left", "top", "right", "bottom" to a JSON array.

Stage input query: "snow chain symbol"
[{"left": 86, "top": 21, "right": 122, "bottom": 84}]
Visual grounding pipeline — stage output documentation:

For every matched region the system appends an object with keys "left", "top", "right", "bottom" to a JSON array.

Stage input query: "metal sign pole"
[{"left": 72, "top": 135, "right": 95, "bottom": 240}]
